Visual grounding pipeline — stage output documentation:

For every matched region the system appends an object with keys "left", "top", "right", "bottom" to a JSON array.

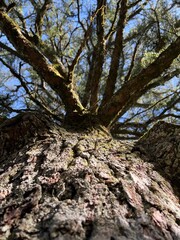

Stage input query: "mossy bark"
[{"left": 0, "top": 112, "right": 179, "bottom": 240}]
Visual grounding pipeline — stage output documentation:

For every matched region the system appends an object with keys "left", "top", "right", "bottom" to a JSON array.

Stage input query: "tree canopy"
[{"left": 0, "top": 0, "right": 179, "bottom": 139}]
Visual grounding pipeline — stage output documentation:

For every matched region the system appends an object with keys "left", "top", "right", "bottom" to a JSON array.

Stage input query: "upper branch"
[
  {"left": 89, "top": 0, "right": 106, "bottom": 112},
  {"left": 0, "top": 11, "right": 84, "bottom": 115},
  {"left": 35, "top": 0, "right": 52, "bottom": 37},
  {"left": 69, "top": 23, "right": 92, "bottom": 76},
  {"left": 98, "top": 36, "right": 180, "bottom": 127},
  {"left": 101, "top": 0, "right": 128, "bottom": 107},
  {"left": 105, "top": 0, "right": 121, "bottom": 41},
  {"left": 124, "top": 39, "right": 140, "bottom": 81}
]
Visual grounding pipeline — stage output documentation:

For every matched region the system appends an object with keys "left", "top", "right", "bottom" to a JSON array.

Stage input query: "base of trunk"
[{"left": 0, "top": 112, "right": 179, "bottom": 240}]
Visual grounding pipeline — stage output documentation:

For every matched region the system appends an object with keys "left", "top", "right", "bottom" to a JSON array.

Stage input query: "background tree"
[{"left": 0, "top": 0, "right": 179, "bottom": 138}]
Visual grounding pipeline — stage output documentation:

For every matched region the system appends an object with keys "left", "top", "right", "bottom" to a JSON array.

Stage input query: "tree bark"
[{"left": 0, "top": 112, "right": 179, "bottom": 240}]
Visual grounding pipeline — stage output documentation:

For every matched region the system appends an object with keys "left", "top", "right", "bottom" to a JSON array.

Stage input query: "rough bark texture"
[{"left": 0, "top": 112, "right": 179, "bottom": 240}]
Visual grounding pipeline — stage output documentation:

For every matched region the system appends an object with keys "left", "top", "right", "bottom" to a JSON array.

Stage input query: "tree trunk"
[{"left": 0, "top": 112, "right": 179, "bottom": 240}]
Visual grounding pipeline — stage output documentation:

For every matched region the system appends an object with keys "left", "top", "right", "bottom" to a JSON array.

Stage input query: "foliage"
[{"left": 0, "top": 0, "right": 179, "bottom": 139}]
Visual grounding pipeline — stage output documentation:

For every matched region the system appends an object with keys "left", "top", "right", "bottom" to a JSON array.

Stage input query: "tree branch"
[
  {"left": 109, "top": 69, "right": 179, "bottom": 129},
  {"left": 124, "top": 39, "right": 141, "bottom": 81},
  {"left": 89, "top": 0, "right": 106, "bottom": 112},
  {"left": 132, "top": 69, "right": 180, "bottom": 104},
  {"left": 0, "top": 41, "right": 24, "bottom": 60},
  {"left": 69, "top": 4, "right": 105, "bottom": 76},
  {"left": 128, "top": 91, "right": 179, "bottom": 123},
  {"left": 101, "top": 0, "right": 128, "bottom": 106},
  {"left": 105, "top": 0, "right": 121, "bottom": 41},
  {"left": 127, "top": 0, "right": 148, "bottom": 21},
  {"left": 98, "top": 36, "right": 180, "bottom": 127},
  {"left": 0, "top": 10, "right": 84, "bottom": 116},
  {"left": 35, "top": 0, "right": 52, "bottom": 37},
  {"left": 0, "top": 58, "right": 62, "bottom": 119}
]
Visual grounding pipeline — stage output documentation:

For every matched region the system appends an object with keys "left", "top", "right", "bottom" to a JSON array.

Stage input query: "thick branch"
[
  {"left": 101, "top": 0, "right": 128, "bottom": 106},
  {"left": 82, "top": 51, "right": 96, "bottom": 107},
  {"left": 89, "top": 0, "right": 106, "bottom": 112},
  {"left": 98, "top": 36, "right": 180, "bottom": 127},
  {"left": 0, "top": 11, "right": 84, "bottom": 115},
  {"left": 39, "top": 43, "right": 67, "bottom": 78},
  {"left": 35, "top": 0, "right": 51, "bottom": 36}
]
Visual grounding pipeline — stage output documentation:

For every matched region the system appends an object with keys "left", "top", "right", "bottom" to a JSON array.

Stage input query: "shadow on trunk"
[{"left": 133, "top": 121, "right": 180, "bottom": 198}]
